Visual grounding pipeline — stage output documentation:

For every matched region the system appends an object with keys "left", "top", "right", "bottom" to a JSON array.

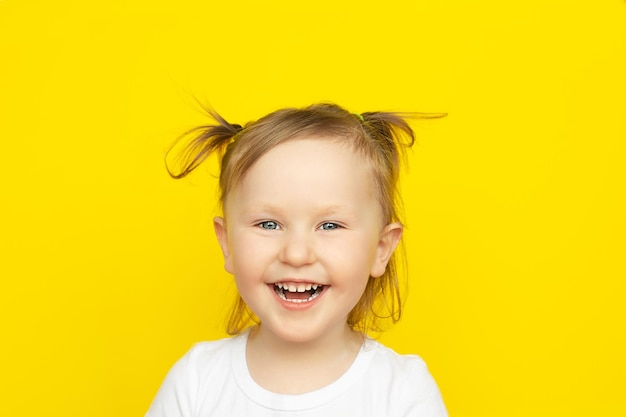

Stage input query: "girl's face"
[{"left": 214, "top": 138, "right": 401, "bottom": 344}]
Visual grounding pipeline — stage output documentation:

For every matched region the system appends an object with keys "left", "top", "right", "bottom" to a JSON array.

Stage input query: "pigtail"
[
  {"left": 166, "top": 109, "right": 243, "bottom": 179},
  {"left": 360, "top": 111, "right": 446, "bottom": 148}
]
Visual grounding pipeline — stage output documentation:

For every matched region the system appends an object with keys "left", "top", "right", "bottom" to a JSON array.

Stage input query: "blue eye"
[
  {"left": 258, "top": 221, "right": 280, "bottom": 230},
  {"left": 319, "top": 222, "right": 340, "bottom": 231}
]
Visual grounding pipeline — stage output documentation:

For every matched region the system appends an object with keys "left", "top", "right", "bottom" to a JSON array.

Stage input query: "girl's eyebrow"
[
  {"left": 241, "top": 204, "right": 284, "bottom": 216},
  {"left": 316, "top": 205, "right": 357, "bottom": 217}
]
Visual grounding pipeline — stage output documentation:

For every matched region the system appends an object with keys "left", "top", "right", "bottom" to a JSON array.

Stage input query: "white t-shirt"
[{"left": 146, "top": 332, "right": 448, "bottom": 417}]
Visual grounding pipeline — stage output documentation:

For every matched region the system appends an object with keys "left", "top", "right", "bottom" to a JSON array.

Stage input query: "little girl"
[{"left": 146, "top": 103, "right": 448, "bottom": 416}]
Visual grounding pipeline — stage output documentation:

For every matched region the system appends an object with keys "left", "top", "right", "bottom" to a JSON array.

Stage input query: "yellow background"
[{"left": 1, "top": 1, "right": 625, "bottom": 416}]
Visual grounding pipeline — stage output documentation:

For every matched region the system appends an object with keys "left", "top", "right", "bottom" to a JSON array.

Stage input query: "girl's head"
[{"left": 169, "top": 103, "right": 438, "bottom": 335}]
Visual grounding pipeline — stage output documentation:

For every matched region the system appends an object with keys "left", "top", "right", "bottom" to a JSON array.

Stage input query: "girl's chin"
[
  {"left": 253, "top": 320, "right": 353, "bottom": 347},
  {"left": 256, "top": 324, "right": 324, "bottom": 344}
]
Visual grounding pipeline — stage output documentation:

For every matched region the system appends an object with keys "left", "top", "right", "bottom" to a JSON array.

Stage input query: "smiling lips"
[{"left": 273, "top": 282, "right": 325, "bottom": 303}]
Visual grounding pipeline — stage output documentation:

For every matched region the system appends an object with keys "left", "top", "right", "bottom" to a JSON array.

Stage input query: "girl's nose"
[{"left": 278, "top": 229, "right": 316, "bottom": 266}]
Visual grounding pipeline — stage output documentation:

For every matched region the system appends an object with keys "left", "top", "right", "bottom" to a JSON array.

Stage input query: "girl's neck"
[{"left": 245, "top": 324, "right": 364, "bottom": 394}]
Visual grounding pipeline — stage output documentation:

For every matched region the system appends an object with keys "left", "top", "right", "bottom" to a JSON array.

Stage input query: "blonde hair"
[{"left": 167, "top": 103, "right": 444, "bottom": 335}]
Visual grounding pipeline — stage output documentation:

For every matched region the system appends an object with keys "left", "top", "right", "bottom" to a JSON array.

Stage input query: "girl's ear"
[
  {"left": 370, "top": 222, "right": 403, "bottom": 278},
  {"left": 213, "top": 216, "right": 234, "bottom": 274}
]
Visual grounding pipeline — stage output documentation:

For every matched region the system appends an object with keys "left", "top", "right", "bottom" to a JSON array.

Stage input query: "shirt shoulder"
[
  {"left": 184, "top": 337, "right": 234, "bottom": 367},
  {"left": 364, "top": 340, "right": 448, "bottom": 417},
  {"left": 145, "top": 336, "right": 242, "bottom": 417}
]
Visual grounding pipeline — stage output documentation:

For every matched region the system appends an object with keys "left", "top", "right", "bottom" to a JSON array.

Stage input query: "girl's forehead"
[{"left": 223, "top": 138, "right": 385, "bottom": 219}]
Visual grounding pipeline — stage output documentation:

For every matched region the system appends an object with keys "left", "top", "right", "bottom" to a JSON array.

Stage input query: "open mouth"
[{"left": 273, "top": 282, "right": 325, "bottom": 303}]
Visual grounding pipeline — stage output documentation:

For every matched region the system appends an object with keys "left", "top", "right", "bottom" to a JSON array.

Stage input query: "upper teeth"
[{"left": 275, "top": 282, "right": 320, "bottom": 292}]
